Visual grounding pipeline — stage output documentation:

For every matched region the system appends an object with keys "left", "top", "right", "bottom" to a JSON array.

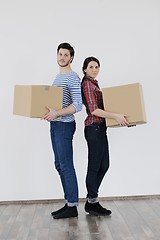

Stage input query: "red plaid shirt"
[{"left": 81, "top": 77, "right": 105, "bottom": 126}]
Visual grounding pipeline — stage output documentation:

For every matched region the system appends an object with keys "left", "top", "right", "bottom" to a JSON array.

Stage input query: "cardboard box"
[
  {"left": 13, "top": 85, "right": 63, "bottom": 118},
  {"left": 102, "top": 83, "right": 147, "bottom": 127}
]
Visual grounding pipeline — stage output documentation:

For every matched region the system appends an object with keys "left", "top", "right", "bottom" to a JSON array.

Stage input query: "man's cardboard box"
[
  {"left": 13, "top": 85, "right": 63, "bottom": 118},
  {"left": 102, "top": 83, "right": 147, "bottom": 127}
]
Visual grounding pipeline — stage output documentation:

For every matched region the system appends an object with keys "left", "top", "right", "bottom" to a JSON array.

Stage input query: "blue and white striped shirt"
[{"left": 53, "top": 71, "right": 82, "bottom": 122}]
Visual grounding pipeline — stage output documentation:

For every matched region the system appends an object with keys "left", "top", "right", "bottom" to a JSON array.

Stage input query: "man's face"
[{"left": 57, "top": 48, "right": 73, "bottom": 67}]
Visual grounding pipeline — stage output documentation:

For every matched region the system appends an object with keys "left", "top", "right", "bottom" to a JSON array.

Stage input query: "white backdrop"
[{"left": 0, "top": 0, "right": 159, "bottom": 201}]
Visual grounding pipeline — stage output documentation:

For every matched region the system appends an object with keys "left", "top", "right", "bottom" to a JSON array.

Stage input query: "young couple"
[{"left": 42, "top": 42, "right": 129, "bottom": 219}]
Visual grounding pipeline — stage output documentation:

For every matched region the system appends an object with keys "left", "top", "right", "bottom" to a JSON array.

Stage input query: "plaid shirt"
[{"left": 81, "top": 77, "right": 105, "bottom": 126}]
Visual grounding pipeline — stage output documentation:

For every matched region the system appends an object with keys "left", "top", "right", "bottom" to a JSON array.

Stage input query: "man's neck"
[{"left": 59, "top": 65, "right": 72, "bottom": 74}]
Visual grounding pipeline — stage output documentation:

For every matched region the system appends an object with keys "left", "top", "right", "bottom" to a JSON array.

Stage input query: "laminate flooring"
[{"left": 0, "top": 198, "right": 160, "bottom": 240}]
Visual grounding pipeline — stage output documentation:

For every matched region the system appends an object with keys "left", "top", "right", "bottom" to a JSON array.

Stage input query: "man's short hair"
[{"left": 57, "top": 42, "right": 75, "bottom": 58}]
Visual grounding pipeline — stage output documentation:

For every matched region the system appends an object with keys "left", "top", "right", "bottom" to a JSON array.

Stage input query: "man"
[{"left": 42, "top": 42, "right": 82, "bottom": 219}]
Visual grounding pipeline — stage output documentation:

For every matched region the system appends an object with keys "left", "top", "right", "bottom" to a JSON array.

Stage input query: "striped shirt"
[{"left": 53, "top": 71, "right": 82, "bottom": 122}]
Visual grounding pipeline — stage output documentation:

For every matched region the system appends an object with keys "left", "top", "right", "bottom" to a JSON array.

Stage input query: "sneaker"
[
  {"left": 85, "top": 201, "right": 112, "bottom": 216},
  {"left": 53, "top": 206, "right": 78, "bottom": 219},
  {"left": 51, "top": 204, "right": 67, "bottom": 216}
]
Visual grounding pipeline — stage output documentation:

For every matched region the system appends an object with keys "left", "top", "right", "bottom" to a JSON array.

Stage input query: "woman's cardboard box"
[{"left": 102, "top": 83, "right": 147, "bottom": 127}]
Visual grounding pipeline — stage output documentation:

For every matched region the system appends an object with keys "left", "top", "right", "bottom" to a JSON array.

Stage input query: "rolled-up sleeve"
[{"left": 69, "top": 76, "right": 82, "bottom": 113}]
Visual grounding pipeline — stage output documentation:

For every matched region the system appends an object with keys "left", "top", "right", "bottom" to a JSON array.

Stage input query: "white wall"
[{"left": 0, "top": 0, "right": 159, "bottom": 201}]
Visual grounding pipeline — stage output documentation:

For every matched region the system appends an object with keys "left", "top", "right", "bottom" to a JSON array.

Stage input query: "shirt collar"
[{"left": 85, "top": 76, "right": 98, "bottom": 83}]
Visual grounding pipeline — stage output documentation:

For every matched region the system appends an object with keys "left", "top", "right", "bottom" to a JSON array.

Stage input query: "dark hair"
[
  {"left": 82, "top": 56, "right": 100, "bottom": 74},
  {"left": 57, "top": 42, "right": 75, "bottom": 58}
]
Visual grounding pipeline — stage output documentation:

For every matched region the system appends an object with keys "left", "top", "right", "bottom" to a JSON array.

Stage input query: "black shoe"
[
  {"left": 53, "top": 206, "right": 78, "bottom": 219},
  {"left": 85, "top": 201, "right": 112, "bottom": 216},
  {"left": 51, "top": 204, "right": 67, "bottom": 216}
]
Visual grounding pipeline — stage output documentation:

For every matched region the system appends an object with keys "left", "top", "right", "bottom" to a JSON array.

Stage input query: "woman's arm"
[{"left": 92, "top": 108, "right": 129, "bottom": 126}]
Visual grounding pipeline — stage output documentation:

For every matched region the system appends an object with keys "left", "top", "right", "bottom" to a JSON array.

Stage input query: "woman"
[{"left": 81, "top": 57, "right": 129, "bottom": 216}]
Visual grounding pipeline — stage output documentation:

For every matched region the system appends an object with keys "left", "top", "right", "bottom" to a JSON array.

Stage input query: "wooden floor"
[{"left": 0, "top": 198, "right": 160, "bottom": 240}]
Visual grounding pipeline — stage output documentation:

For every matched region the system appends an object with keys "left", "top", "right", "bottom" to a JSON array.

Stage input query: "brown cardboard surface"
[
  {"left": 102, "top": 83, "right": 147, "bottom": 127},
  {"left": 13, "top": 85, "right": 63, "bottom": 118}
]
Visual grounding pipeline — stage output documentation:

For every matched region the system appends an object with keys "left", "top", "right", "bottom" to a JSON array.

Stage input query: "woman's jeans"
[
  {"left": 50, "top": 121, "right": 78, "bottom": 206},
  {"left": 84, "top": 123, "right": 110, "bottom": 199}
]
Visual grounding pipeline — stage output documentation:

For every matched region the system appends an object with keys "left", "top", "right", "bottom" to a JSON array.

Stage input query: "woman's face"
[{"left": 84, "top": 61, "right": 100, "bottom": 79}]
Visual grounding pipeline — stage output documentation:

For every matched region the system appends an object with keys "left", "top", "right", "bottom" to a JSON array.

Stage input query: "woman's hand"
[
  {"left": 114, "top": 113, "right": 129, "bottom": 126},
  {"left": 41, "top": 106, "right": 57, "bottom": 121}
]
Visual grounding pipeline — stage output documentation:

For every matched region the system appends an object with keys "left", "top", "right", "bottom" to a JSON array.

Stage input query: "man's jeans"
[
  {"left": 84, "top": 123, "right": 110, "bottom": 199},
  {"left": 50, "top": 121, "right": 78, "bottom": 206}
]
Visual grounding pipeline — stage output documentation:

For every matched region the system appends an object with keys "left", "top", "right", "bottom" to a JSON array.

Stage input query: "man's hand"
[{"left": 41, "top": 106, "right": 57, "bottom": 121}]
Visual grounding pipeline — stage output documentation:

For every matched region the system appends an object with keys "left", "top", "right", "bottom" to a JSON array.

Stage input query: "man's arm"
[
  {"left": 42, "top": 74, "right": 82, "bottom": 121},
  {"left": 41, "top": 105, "right": 76, "bottom": 121}
]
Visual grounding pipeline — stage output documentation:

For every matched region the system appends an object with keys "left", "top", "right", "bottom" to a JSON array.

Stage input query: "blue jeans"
[
  {"left": 50, "top": 121, "right": 78, "bottom": 206},
  {"left": 84, "top": 123, "right": 110, "bottom": 199}
]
